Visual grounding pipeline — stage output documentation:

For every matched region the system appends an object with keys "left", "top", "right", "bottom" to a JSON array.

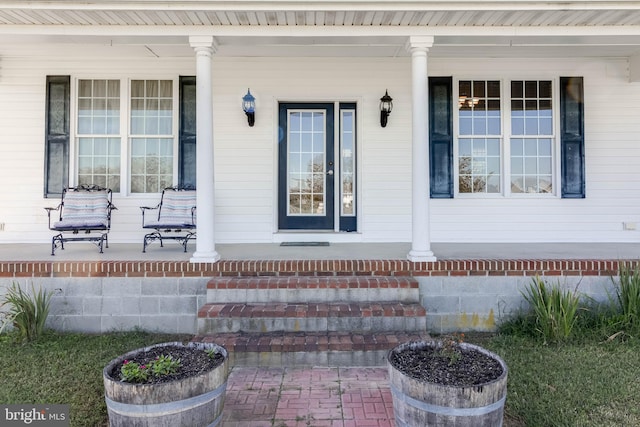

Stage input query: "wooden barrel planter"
[
  {"left": 103, "top": 342, "right": 229, "bottom": 427},
  {"left": 387, "top": 341, "right": 508, "bottom": 427}
]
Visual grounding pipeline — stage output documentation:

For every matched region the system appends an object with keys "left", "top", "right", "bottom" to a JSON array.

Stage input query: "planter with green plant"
[
  {"left": 387, "top": 334, "right": 508, "bottom": 427},
  {"left": 103, "top": 341, "right": 229, "bottom": 427}
]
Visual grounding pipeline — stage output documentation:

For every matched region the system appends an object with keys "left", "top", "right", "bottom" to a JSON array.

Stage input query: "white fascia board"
[
  {"left": 2, "top": 24, "right": 640, "bottom": 38},
  {"left": 2, "top": 1, "right": 640, "bottom": 12}
]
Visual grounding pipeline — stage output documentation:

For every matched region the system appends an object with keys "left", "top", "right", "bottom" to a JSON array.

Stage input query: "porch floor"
[{"left": 1, "top": 241, "right": 640, "bottom": 261}]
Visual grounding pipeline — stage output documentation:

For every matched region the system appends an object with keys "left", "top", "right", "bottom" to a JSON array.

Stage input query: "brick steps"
[
  {"left": 192, "top": 331, "right": 432, "bottom": 367},
  {"left": 197, "top": 275, "right": 428, "bottom": 366},
  {"left": 206, "top": 276, "right": 420, "bottom": 303},
  {"left": 197, "top": 302, "right": 426, "bottom": 333}
]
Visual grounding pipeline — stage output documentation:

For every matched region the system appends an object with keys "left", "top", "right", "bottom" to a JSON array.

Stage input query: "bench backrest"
[
  {"left": 61, "top": 187, "right": 111, "bottom": 228},
  {"left": 158, "top": 189, "right": 196, "bottom": 225}
]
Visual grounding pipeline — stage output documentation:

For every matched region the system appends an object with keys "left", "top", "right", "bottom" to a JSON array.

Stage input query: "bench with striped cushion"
[
  {"left": 140, "top": 187, "right": 196, "bottom": 252},
  {"left": 45, "top": 185, "right": 116, "bottom": 255}
]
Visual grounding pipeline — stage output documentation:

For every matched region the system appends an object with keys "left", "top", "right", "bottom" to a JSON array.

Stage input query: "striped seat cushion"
[
  {"left": 145, "top": 190, "right": 196, "bottom": 228},
  {"left": 54, "top": 190, "right": 109, "bottom": 229}
]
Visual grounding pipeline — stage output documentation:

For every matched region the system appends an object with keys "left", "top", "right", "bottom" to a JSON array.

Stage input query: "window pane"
[
  {"left": 487, "top": 139, "right": 500, "bottom": 156},
  {"left": 539, "top": 81, "right": 552, "bottom": 98},
  {"left": 76, "top": 137, "right": 120, "bottom": 191},
  {"left": 131, "top": 80, "right": 144, "bottom": 97},
  {"left": 129, "top": 80, "right": 175, "bottom": 193},
  {"left": 130, "top": 137, "right": 174, "bottom": 193},
  {"left": 77, "top": 79, "right": 119, "bottom": 135},
  {"left": 340, "top": 109, "right": 356, "bottom": 217},
  {"left": 539, "top": 138, "right": 552, "bottom": 156},
  {"left": 509, "top": 81, "right": 554, "bottom": 194},
  {"left": 512, "top": 118, "right": 524, "bottom": 135},
  {"left": 511, "top": 81, "right": 523, "bottom": 98},
  {"left": 459, "top": 81, "right": 471, "bottom": 97},
  {"left": 457, "top": 80, "right": 503, "bottom": 194},
  {"left": 511, "top": 139, "right": 524, "bottom": 156},
  {"left": 511, "top": 176, "right": 524, "bottom": 193},
  {"left": 76, "top": 80, "right": 121, "bottom": 191},
  {"left": 487, "top": 81, "right": 500, "bottom": 97},
  {"left": 539, "top": 157, "right": 552, "bottom": 174},
  {"left": 524, "top": 157, "right": 538, "bottom": 174},
  {"left": 525, "top": 81, "right": 538, "bottom": 98},
  {"left": 511, "top": 157, "right": 523, "bottom": 174}
]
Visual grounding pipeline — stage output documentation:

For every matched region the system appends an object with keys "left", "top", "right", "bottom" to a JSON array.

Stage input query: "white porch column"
[
  {"left": 407, "top": 36, "right": 437, "bottom": 262},
  {"left": 189, "top": 36, "right": 220, "bottom": 263}
]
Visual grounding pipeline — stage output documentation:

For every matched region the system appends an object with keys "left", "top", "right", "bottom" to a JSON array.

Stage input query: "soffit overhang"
[{"left": 1, "top": 1, "right": 640, "bottom": 58}]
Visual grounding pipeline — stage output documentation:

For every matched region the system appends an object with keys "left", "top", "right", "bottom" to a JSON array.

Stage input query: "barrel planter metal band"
[
  {"left": 103, "top": 342, "right": 229, "bottom": 427},
  {"left": 387, "top": 341, "right": 508, "bottom": 427},
  {"left": 390, "top": 384, "right": 506, "bottom": 417},
  {"left": 105, "top": 381, "right": 227, "bottom": 424}
]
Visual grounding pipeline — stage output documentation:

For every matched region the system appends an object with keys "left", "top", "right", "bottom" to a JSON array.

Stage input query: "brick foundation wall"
[{"left": 0, "top": 259, "right": 628, "bottom": 278}]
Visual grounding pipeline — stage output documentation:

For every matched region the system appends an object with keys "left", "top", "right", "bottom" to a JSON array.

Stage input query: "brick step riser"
[
  {"left": 197, "top": 316, "right": 427, "bottom": 334},
  {"left": 228, "top": 350, "right": 390, "bottom": 367},
  {"left": 192, "top": 331, "right": 433, "bottom": 367},
  {"left": 205, "top": 288, "right": 420, "bottom": 304}
]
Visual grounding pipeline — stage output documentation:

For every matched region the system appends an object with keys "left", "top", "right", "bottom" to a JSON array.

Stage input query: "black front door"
[{"left": 278, "top": 103, "right": 335, "bottom": 230}]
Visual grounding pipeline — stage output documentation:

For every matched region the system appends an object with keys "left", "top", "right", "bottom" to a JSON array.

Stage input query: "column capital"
[
  {"left": 189, "top": 35, "right": 218, "bottom": 53},
  {"left": 405, "top": 35, "right": 434, "bottom": 53}
]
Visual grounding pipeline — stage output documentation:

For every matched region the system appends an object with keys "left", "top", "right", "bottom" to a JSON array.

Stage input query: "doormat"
[{"left": 280, "top": 242, "right": 330, "bottom": 247}]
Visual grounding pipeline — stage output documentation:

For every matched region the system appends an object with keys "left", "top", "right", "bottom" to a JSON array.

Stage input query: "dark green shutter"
[
  {"left": 429, "top": 77, "right": 454, "bottom": 198},
  {"left": 560, "top": 77, "right": 585, "bottom": 198},
  {"left": 178, "top": 76, "right": 196, "bottom": 189},
  {"left": 44, "top": 76, "right": 70, "bottom": 197}
]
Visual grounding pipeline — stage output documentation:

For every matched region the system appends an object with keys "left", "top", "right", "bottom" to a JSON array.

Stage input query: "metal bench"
[
  {"left": 140, "top": 187, "right": 197, "bottom": 253},
  {"left": 45, "top": 184, "right": 116, "bottom": 256}
]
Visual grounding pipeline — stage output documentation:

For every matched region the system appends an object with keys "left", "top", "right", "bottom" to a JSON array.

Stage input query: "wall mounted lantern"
[
  {"left": 379, "top": 90, "right": 393, "bottom": 127},
  {"left": 242, "top": 89, "right": 256, "bottom": 127}
]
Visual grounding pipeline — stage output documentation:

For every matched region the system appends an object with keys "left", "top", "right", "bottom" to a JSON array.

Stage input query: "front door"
[{"left": 278, "top": 103, "right": 335, "bottom": 230}]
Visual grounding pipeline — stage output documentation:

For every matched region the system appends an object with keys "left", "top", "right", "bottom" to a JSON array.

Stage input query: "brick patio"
[{"left": 223, "top": 366, "right": 395, "bottom": 427}]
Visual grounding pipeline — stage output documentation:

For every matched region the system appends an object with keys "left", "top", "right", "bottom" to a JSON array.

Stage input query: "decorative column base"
[
  {"left": 407, "top": 249, "right": 437, "bottom": 263},
  {"left": 190, "top": 251, "right": 221, "bottom": 263}
]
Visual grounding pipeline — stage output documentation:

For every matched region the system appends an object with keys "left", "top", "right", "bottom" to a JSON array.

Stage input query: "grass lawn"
[
  {"left": 468, "top": 333, "right": 640, "bottom": 427},
  {"left": 0, "top": 331, "right": 639, "bottom": 426},
  {"left": 0, "top": 331, "right": 190, "bottom": 427}
]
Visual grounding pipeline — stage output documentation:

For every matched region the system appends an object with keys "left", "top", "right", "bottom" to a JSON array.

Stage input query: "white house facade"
[{"left": 2, "top": 1, "right": 640, "bottom": 263}]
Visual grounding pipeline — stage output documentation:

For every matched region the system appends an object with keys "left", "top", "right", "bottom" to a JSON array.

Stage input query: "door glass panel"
[
  {"left": 341, "top": 110, "right": 355, "bottom": 216},
  {"left": 287, "top": 111, "right": 326, "bottom": 215}
]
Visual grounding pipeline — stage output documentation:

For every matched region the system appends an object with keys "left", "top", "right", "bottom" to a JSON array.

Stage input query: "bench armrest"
[
  {"left": 44, "top": 205, "right": 62, "bottom": 229},
  {"left": 140, "top": 204, "right": 160, "bottom": 226}
]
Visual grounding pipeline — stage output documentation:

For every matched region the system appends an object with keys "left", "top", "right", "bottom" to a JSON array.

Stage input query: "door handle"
[{"left": 327, "top": 170, "right": 334, "bottom": 176}]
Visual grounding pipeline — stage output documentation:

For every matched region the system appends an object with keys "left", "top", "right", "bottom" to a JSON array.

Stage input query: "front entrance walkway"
[{"left": 223, "top": 366, "right": 394, "bottom": 427}]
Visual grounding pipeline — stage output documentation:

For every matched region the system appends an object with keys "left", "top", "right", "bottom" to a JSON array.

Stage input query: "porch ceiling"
[
  {"left": 1, "top": 1, "right": 640, "bottom": 27},
  {"left": 1, "top": 2, "right": 640, "bottom": 58}
]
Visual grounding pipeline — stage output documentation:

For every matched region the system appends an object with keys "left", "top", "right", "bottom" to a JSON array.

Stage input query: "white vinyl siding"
[{"left": 1, "top": 52, "right": 640, "bottom": 244}]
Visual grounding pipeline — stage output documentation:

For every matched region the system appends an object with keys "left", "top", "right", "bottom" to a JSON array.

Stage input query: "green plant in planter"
[
  {"left": 0, "top": 282, "right": 53, "bottom": 343},
  {"left": 205, "top": 347, "right": 221, "bottom": 359},
  {"left": 120, "top": 354, "right": 181, "bottom": 383},
  {"left": 437, "top": 332, "right": 465, "bottom": 365}
]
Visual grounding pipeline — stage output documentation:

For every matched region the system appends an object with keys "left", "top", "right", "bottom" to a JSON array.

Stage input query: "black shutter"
[
  {"left": 178, "top": 76, "right": 196, "bottom": 189},
  {"left": 560, "top": 77, "right": 585, "bottom": 198},
  {"left": 44, "top": 76, "right": 70, "bottom": 197},
  {"left": 429, "top": 77, "right": 454, "bottom": 198}
]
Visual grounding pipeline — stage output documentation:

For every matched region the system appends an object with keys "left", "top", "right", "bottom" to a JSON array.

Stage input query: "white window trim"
[
  {"left": 453, "top": 77, "right": 561, "bottom": 199},
  {"left": 69, "top": 75, "right": 180, "bottom": 197}
]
